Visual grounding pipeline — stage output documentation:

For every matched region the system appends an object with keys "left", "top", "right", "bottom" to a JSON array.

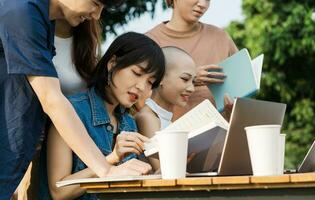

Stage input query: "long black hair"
[{"left": 89, "top": 32, "right": 165, "bottom": 103}]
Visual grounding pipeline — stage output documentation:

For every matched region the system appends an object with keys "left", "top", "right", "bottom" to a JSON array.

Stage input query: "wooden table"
[{"left": 80, "top": 173, "right": 315, "bottom": 200}]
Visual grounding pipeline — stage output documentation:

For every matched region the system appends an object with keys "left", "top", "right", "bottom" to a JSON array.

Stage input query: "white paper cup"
[
  {"left": 157, "top": 130, "right": 188, "bottom": 179},
  {"left": 245, "top": 125, "right": 281, "bottom": 176},
  {"left": 278, "top": 134, "right": 286, "bottom": 175}
]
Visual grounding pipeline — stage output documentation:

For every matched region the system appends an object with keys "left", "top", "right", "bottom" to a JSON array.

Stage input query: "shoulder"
[
  {"left": 135, "top": 106, "right": 161, "bottom": 135},
  {"left": 201, "top": 23, "right": 238, "bottom": 53},
  {"left": 145, "top": 23, "right": 165, "bottom": 43},
  {"left": 201, "top": 23, "right": 231, "bottom": 39},
  {"left": 135, "top": 106, "right": 159, "bottom": 123},
  {"left": 1, "top": 0, "right": 48, "bottom": 23},
  {"left": 146, "top": 23, "right": 164, "bottom": 35}
]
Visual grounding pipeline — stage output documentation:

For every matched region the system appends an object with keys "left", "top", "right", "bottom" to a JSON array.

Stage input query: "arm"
[
  {"left": 47, "top": 125, "right": 96, "bottom": 200},
  {"left": 28, "top": 76, "right": 152, "bottom": 178},
  {"left": 135, "top": 111, "right": 161, "bottom": 171},
  {"left": 28, "top": 76, "right": 111, "bottom": 177},
  {"left": 48, "top": 128, "right": 152, "bottom": 199}
]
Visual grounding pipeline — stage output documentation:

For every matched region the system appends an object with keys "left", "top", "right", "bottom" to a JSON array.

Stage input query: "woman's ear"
[
  {"left": 107, "top": 55, "right": 117, "bottom": 71},
  {"left": 159, "top": 80, "right": 164, "bottom": 88}
]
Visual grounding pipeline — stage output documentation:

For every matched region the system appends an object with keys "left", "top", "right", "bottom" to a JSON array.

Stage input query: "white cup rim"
[{"left": 245, "top": 124, "right": 281, "bottom": 131}]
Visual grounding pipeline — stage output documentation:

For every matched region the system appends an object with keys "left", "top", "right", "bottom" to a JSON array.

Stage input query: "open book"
[
  {"left": 56, "top": 174, "right": 162, "bottom": 188},
  {"left": 144, "top": 99, "right": 228, "bottom": 172},
  {"left": 209, "top": 48, "right": 264, "bottom": 112}
]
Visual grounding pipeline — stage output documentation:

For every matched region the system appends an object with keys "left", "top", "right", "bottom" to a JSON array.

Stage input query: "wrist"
[{"left": 106, "top": 152, "right": 120, "bottom": 165}]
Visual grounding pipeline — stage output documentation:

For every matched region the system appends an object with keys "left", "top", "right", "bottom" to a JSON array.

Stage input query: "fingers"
[
  {"left": 118, "top": 144, "right": 142, "bottom": 155},
  {"left": 199, "top": 64, "right": 222, "bottom": 71},
  {"left": 207, "top": 71, "right": 226, "bottom": 79},
  {"left": 195, "top": 65, "right": 225, "bottom": 86},
  {"left": 197, "top": 76, "right": 224, "bottom": 84},
  {"left": 123, "top": 159, "right": 152, "bottom": 175},
  {"left": 224, "top": 93, "right": 234, "bottom": 108},
  {"left": 107, "top": 159, "right": 152, "bottom": 176},
  {"left": 118, "top": 133, "right": 146, "bottom": 151}
]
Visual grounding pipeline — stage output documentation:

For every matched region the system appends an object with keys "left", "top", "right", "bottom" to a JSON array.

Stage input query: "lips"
[
  {"left": 128, "top": 92, "right": 139, "bottom": 102},
  {"left": 193, "top": 10, "right": 204, "bottom": 17},
  {"left": 181, "top": 94, "right": 190, "bottom": 102}
]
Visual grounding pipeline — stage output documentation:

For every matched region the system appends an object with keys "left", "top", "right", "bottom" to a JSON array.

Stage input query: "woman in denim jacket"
[{"left": 43, "top": 32, "right": 165, "bottom": 200}]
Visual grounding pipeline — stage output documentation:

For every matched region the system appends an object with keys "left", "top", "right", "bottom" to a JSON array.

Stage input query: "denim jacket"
[{"left": 40, "top": 87, "right": 137, "bottom": 200}]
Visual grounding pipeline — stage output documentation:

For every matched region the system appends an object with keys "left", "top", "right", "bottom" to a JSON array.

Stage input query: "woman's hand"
[
  {"left": 106, "top": 132, "right": 149, "bottom": 164},
  {"left": 221, "top": 94, "right": 234, "bottom": 121},
  {"left": 106, "top": 158, "right": 152, "bottom": 176},
  {"left": 194, "top": 65, "right": 226, "bottom": 86}
]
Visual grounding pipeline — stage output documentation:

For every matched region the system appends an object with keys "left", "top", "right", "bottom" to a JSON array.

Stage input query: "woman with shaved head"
[{"left": 146, "top": 0, "right": 237, "bottom": 120}]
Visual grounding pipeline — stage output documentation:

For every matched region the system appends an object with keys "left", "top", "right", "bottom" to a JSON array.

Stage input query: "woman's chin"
[
  {"left": 120, "top": 101, "right": 135, "bottom": 108},
  {"left": 176, "top": 101, "right": 188, "bottom": 108}
]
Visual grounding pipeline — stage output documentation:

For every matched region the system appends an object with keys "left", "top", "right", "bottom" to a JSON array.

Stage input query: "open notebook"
[
  {"left": 56, "top": 174, "right": 162, "bottom": 188},
  {"left": 209, "top": 48, "right": 264, "bottom": 112},
  {"left": 144, "top": 99, "right": 228, "bottom": 172}
]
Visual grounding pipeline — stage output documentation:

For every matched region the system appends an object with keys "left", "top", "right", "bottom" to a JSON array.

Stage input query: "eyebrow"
[{"left": 135, "top": 64, "right": 147, "bottom": 72}]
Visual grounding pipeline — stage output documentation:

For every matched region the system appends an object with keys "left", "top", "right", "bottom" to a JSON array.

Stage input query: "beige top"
[{"left": 146, "top": 22, "right": 238, "bottom": 119}]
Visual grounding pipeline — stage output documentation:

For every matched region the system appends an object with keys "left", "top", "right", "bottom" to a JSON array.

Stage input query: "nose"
[
  {"left": 135, "top": 78, "right": 148, "bottom": 93},
  {"left": 197, "top": 0, "right": 209, "bottom": 9},
  {"left": 187, "top": 81, "right": 195, "bottom": 93},
  {"left": 90, "top": 5, "right": 104, "bottom": 20}
]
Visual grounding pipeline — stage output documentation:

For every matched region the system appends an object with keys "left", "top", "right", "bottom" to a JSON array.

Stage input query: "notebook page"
[
  {"left": 164, "top": 99, "right": 228, "bottom": 132},
  {"left": 251, "top": 54, "right": 264, "bottom": 88}
]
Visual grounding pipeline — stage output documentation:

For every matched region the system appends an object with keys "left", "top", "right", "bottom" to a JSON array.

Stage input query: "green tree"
[
  {"left": 100, "top": 0, "right": 162, "bottom": 39},
  {"left": 227, "top": 0, "right": 315, "bottom": 168}
]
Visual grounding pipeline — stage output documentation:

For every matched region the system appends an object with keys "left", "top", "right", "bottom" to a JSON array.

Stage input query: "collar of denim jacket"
[{"left": 88, "top": 87, "right": 126, "bottom": 126}]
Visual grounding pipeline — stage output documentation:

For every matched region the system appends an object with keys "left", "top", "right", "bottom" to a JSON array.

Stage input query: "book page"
[
  {"left": 144, "top": 100, "right": 228, "bottom": 156},
  {"left": 251, "top": 54, "right": 264, "bottom": 88},
  {"left": 165, "top": 99, "right": 228, "bottom": 132}
]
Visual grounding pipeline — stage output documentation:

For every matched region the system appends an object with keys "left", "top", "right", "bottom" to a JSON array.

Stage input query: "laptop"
[
  {"left": 217, "top": 98, "right": 287, "bottom": 175},
  {"left": 297, "top": 140, "right": 315, "bottom": 173},
  {"left": 190, "top": 98, "right": 286, "bottom": 176}
]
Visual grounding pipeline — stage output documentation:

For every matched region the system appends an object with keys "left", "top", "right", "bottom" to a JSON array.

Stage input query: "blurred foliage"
[
  {"left": 100, "top": 0, "right": 164, "bottom": 40},
  {"left": 227, "top": 0, "right": 315, "bottom": 168}
]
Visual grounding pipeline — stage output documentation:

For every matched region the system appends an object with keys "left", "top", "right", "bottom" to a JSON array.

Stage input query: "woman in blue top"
[{"left": 44, "top": 32, "right": 165, "bottom": 200}]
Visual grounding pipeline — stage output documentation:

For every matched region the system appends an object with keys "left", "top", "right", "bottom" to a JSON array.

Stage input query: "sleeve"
[
  {"left": 0, "top": 2, "right": 57, "bottom": 77},
  {"left": 145, "top": 29, "right": 161, "bottom": 46},
  {"left": 226, "top": 32, "right": 238, "bottom": 56}
]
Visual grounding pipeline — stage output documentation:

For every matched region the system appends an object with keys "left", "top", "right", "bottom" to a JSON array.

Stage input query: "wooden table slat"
[
  {"left": 80, "top": 183, "right": 109, "bottom": 189},
  {"left": 142, "top": 179, "right": 176, "bottom": 187},
  {"left": 250, "top": 174, "right": 290, "bottom": 184},
  {"left": 290, "top": 172, "right": 315, "bottom": 183},
  {"left": 109, "top": 181, "right": 142, "bottom": 188},
  {"left": 176, "top": 177, "right": 212, "bottom": 185},
  {"left": 212, "top": 176, "right": 250, "bottom": 185}
]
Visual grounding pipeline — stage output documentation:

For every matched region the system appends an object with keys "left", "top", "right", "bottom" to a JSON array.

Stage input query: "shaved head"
[{"left": 162, "top": 46, "right": 195, "bottom": 75}]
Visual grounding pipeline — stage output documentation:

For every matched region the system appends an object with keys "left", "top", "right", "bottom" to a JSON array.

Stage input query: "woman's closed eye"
[
  {"left": 181, "top": 77, "right": 190, "bottom": 82},
  {"left": 132, "top": 70, "right": 142, "bottom": 76}
]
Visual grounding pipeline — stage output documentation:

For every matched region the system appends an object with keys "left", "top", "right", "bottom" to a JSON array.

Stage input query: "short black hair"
[{"left": 89, "top": 32, "right": 165, "bottom": 103}]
